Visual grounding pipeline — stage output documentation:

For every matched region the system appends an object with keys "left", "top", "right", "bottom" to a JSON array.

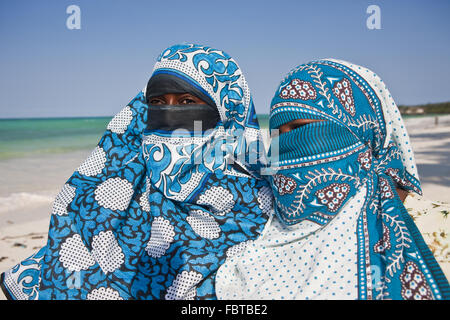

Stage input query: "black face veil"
[{"left": 145, "top": 73, "right": 221, "bottom": 132}]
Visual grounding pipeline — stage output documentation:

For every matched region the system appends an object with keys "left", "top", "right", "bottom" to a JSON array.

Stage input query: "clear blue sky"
[{"left": 1, "top": 0, "right": 449, "bottom": 118}]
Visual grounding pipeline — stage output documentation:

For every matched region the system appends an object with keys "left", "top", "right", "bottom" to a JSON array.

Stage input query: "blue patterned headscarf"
[
  {"left": 0, "top": 44, "right": 272, "bottom": 300},
  {"left": 267, "top": 59, "right": 449, "bottom": 299}
]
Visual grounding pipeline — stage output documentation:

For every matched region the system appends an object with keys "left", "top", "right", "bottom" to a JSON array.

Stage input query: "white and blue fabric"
[
  {"left": 215, "top": 59, "right": 450, "bottom": 300},
  {"left": 0, "top": 44, "right": 272, "bottom": 300}
]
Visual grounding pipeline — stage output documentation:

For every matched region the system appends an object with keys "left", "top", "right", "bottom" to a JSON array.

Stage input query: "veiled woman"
[
  {"left": 0, "top": 44, "right": 272, "bottom": 300},
  {"left": 215, "top": 59, "right": 450, "bottom": 300}
]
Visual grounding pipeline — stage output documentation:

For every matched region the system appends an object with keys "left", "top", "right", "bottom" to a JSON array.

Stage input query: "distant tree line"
[{"left": 398, "top": 101, "right": 450, "bottom": 115}]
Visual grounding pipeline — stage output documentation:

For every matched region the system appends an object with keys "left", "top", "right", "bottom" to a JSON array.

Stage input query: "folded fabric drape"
[
  {"left": 216, "top": 59, "right": 450, "bottom": 300},
  {"left": 0, "top": 44, "right": 272, "bottom": 300}
]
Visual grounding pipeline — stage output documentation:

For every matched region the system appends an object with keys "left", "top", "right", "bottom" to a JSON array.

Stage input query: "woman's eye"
[
  {"left": 149, "top": 99, "right": 165, "bottom": 105},
  {"left": 291, "top": 123, "right": 305, "bottom": 130},
  {"left": 180, "top": 98, "right": 197, "bottom": 104},
  {"left": 279, "top": 122, "right": 306, "bottom": 134}
]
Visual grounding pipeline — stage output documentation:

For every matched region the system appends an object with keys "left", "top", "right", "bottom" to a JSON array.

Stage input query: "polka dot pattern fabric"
[
  {"left": 139, "top": 178, "right": 151, "bottom": 212},
  {"left": 59, "top": 233, "right": 96, "bottom": 272},
  {"left": 225, "top": 240, "right": 254, "bottom": 259},
  {"left": 91, "top": 231, "right": 124, "bottom": 274},
  {"left": 170, "top": 171, "right": 205, "bottom": 202},
  {"left": 216, "top": 187, "right": 365, "bottom": 300},
  {"left": 77, "top": 146, "right": 107, "bottom": 176},
  {"left": 94, "top": 177, "right": 134, "bottom": 211},
  {"left": 145, "top": 217, "right": 176, "bottom": 258},
  {"left": 256, "top": 186, "right": 273, "bottom": 214},
  {"left": 52, "top": 184, "right": 76, "bottom": 216},
  {"left": 165, "top": 270, "right": 203, "bottom": 300},
  {"left": 107, "top": 106, "right": 133, "bottom": 134},
  {"left": 87, "top": 287, "right": 124, "bottom": 300},
  {"left": 186, "top": 210, "right": 221, "bottom": 239},
  {"left": 197, "top": 186, "right": 235, "bottom": 215}
]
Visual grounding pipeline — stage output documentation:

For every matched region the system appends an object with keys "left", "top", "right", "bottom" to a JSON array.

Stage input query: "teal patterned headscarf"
[{"left": 267, "top": 59, "right": 449, "bottom": 299}]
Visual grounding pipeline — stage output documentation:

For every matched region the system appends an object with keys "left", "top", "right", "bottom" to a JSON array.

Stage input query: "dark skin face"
[
  {"left": 148, "top": 93, "right": 207, "bottom": 105},
  {"left": 278, "top": 118, "right": 324, "bottom": 134},
  {"left": 278, "top": 119, "right": 409, "bottom": 203}
]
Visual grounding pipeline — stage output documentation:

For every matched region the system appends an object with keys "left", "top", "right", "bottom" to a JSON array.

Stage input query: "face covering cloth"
[
  {"left": 215, "top": 59, "right": 449, "bottom": 300},
  {"left": 146, "top": 73, "right": 221, "bottom": 131},
  {"left": 0, "top": 44, "right": 272, "bottom": 300}
]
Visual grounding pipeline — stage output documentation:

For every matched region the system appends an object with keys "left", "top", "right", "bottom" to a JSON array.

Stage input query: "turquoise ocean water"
[
  {"left": 0, "top": 117, "right": 111, "bottom": 160},
  {"left": 0, "top": 115, "right": 270, "bottom": 160},
  {"left": 2, "top": 113, "right": 438, "bottom": 161}
]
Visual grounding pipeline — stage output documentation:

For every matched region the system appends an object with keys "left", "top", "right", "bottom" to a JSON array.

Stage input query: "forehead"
[{"left": 152, "top": 93, "right": 194, "bottom": 97}]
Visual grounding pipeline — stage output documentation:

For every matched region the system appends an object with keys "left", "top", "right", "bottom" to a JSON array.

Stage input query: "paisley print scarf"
[
  {"left": 216, "top": 59, "right": 449, "bottom": 300},
  {"left": 0, "top": 44, "right": 272, "bottom": 300}
]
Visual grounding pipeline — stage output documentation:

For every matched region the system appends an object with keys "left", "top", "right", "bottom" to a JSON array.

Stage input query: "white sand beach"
[{"left": 1, "top": 117, "right": 449, "bottom": 300}]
